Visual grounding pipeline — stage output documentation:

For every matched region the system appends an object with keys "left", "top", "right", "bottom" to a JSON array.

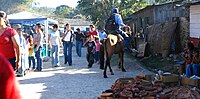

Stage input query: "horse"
[{"left": 100, "top": 27, "right": 130, "bottom": 78}]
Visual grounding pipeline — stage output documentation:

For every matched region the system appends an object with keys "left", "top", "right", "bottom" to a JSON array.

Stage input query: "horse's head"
[{"left": 122, "top": 26, "right": 132, "bottom": 36}]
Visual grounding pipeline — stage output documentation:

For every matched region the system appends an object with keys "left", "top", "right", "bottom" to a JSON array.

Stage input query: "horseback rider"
[{"left": 111, "top": 8, "right": 129, "bottom": 47}]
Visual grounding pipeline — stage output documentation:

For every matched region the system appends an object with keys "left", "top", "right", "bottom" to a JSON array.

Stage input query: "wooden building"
[
  {"left": 125, "top": 1, "right": 189, "bottom": 56},
  {"left": 126, "top": 1, "right": 188, "bottom": 38}
]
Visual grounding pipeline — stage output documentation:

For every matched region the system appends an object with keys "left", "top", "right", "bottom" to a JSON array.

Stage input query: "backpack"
[{"left": 105, "top": 14, "right": 118, "bottom": 31}]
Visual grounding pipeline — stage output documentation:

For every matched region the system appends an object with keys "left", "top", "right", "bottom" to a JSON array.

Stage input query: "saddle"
[{"left": 107, "top": 34, "right": 124, "bottom": 46}]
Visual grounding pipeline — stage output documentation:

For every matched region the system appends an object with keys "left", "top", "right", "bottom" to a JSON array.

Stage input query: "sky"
[{"left": 34, "top": 0, "right": 79, "bottom": 8}]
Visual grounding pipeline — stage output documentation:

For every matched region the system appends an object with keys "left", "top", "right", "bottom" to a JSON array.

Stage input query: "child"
[
  {"left": 84, "top": 35, "right": 96, "bottom": 68},
  {"left": 28, "top": 35, "right": 35, "bottom": 70},
  {"left": 94, "top": 37, "right": 101, "bottom": 63},
  {"left": 192, "top": 48, "right": 200, "bottom": 76}
]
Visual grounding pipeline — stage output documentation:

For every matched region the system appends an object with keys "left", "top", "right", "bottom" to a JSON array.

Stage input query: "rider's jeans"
[{"left": 117, "top": 29, "right": 129, "bottom": 47}]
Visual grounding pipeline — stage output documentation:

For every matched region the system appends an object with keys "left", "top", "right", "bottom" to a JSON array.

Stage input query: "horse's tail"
[
  {"left": 104, "top": 38, "right": 109, "bottom": 55},
  {"left": 99, "top": 39, "right": 108, "bottom": 69}
]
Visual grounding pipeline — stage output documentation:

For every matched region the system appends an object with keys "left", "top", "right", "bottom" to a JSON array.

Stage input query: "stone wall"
[
  {"left": 147, "top": 22, "right": 177, "bottom": 57},
  {"left": 175, "top": 17, "right": 189, "bottom": 53}
]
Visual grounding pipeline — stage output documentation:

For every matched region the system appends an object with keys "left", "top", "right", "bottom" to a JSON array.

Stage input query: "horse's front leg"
[
  {"left": 108, "top": 60, "right": 114, "bottom": 75},
  {"left": 99, "top": 45, "right": 104, "bottom": 69}
]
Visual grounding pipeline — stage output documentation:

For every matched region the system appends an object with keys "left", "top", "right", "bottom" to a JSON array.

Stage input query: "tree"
[
  {"left": 77, "top": 0, "right": 147, "bottom": 28},
  {"left": 54, "top": 5, "right": 74, "bottom": 18},
  {"left": 0, "top": 0, "right": 34, "bottom": 14}
]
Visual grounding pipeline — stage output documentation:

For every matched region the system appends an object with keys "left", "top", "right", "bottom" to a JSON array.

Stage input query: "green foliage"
[
  {"left": 20, "top": 0, "right": 33, "bottom": 5},
  {"left": 54, "top": 5, "right": 72, "bottom": 18},
  {"left": 77, "top": 0, "right": 147, "bottom": 28},
  {"left": 140, "top": 56, "right": 177, "bottom": 73},
  {"left": 0, "top": 0, "right": 148, "bottom": 27},
  {"left": 0, "top": 0, "right": 34, "bottom": 14}
]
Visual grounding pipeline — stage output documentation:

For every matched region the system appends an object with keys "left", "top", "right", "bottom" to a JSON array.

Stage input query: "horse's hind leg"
[
  {"left": 108, "top": 58, "right": 114, "bottom": 75},
  {"left": 104, "top": 57, "right": 112, "bottom": 78},
  {"left": 120, "top": 51, "right": 126, "bottom": 72},
  {"left": 118, "top": 54, "right": 121, "bottom": 69}
]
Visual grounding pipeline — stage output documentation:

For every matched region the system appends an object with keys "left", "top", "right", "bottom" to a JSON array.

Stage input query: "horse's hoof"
[
  {"left": 104, "top": 75, "right": 108, "bottom": 78},
  {"left": 111, "top": 72, "right": 114, "bottom": 75},
  {"left": 122, "top": 69, "right": 126, "bottom": 72}
]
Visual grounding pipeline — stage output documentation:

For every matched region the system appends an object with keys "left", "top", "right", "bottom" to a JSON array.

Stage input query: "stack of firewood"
[{"left": 99, "top": 75, "right": 200, "bottom": 99}]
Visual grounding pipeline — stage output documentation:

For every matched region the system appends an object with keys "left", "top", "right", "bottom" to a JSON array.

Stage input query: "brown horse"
[{"left": 101, "top": 32, "right": 126, "bottom": 78}]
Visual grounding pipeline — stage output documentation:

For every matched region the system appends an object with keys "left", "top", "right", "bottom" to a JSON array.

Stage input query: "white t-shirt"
[
  {"left": 49, "top": 30, "right": 60, "bottom": 45},
  {"left": 63, "top": 30, "right": 73, "bottom": 42}
]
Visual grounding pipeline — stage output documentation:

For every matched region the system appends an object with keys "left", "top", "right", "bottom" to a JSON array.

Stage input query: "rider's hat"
[{"left": 112, "top": 8, "right": 119, "bottom": 13}]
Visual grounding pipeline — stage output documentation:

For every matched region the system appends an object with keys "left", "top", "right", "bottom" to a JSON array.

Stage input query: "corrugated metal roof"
[
  {"left": 188, "top": 1, "right": 200, "bottom": 6},
  {"left": 130, "top": 0, "right": 183, "bottom": 16}
]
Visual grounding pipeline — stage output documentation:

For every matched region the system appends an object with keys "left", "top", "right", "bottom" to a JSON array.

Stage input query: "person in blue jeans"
[
  {"left": 34, "top": 23, "right": 43, "bottom": 71},
  {"left": 62, "top": 23, "right": 74, "bottom": 66},
  {"left": 186, "top": 48, "right": 199, "bottom": 77},
  {"left": 75, "top": 28, "right": 85, "bottom": 57},
  {"left": 192, "top": 48, "right": 200, "bottom": 76},
  {"left": 48, "top": 24, "right": 62, "bottom": 67},
  {"left": 186, "top": 64, "right": 193, "bottom": 77}
]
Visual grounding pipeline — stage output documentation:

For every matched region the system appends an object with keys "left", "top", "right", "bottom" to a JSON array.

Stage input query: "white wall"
[{"left": 190, "top": 5, "right": 200, "bottom": 38}]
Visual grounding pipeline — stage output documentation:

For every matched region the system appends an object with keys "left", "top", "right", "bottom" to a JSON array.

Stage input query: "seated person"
[
  {"left": 106, "top": 8, "right": 129, "bottom": 47},
  {"left": 181, "top": 42, "right": 194, "bottom": 76},
  {"left": 191, "top": 48, "right": 200, "bottom": 76}
]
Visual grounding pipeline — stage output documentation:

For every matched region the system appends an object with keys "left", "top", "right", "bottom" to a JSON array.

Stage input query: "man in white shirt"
[{"left": 62, "top": 23, "right": 74, "bottom": 66}]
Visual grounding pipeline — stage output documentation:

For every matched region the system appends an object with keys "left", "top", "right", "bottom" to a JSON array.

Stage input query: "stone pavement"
[{"left": 17, "top": 47, "right": 152, "bottom": 99}]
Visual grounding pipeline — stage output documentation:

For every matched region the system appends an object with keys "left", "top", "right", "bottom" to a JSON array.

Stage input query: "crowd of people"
[
  {"left": 0, "top": 8, "right": 128, "bottom": 98},
  {"left": 0, "top": 10, "right": 109, "bottom": 77},
  {"left": 0, "top": 7, "right": 129, "bottom": 75}
]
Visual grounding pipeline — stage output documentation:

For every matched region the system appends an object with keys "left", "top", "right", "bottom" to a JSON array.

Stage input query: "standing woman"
[
  {"left": 48, "top": 24, "right": 62, "bottom": 67},
  {"left": 62, "top": 23, "right": 74, "bottom": 66},
  {"left": 0, "top": 11, "right": 21, "bottom": 71},
  {"left": 33, "top": 23, "right": 43, "bottom": 71}
]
